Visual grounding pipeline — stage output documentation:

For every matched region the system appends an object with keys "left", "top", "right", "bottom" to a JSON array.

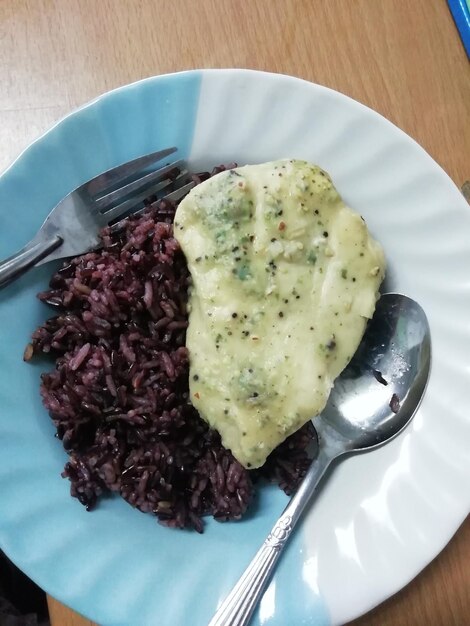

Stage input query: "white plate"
[{"left": 0, "top": 70, "right": 469, "bottom": 626}]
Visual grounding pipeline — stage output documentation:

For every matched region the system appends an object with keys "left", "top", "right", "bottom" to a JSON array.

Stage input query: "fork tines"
[
  {"left": 96, "top": 160, "right": 185, "bottom": 213},
  {"left": 88, "top": 147, "right": 193, "bottom": 226},
  {"left": 86, "top": 147, "right": 177, "bottom": 197}
]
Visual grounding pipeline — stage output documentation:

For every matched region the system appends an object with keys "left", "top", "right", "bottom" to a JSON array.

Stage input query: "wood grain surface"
[{"left": 1, "top": 1, "right": 469, "bottom": 625}]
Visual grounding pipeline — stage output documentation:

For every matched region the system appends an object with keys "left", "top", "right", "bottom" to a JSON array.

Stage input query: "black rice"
[{"left": 28, "top": 166, "right": 315, "bottom": 532}]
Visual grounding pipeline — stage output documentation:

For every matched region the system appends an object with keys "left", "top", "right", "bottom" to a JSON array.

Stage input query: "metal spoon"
[{"left": 208, "top": 292, "right": 431, "bottom": 626}]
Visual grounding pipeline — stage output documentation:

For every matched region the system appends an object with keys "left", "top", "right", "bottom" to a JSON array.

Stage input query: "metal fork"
[{"left": 0, "top": 147, "right": 194, "bottom": 289}]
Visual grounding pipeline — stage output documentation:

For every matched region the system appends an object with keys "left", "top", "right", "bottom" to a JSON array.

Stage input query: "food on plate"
[
  {"left": 26, "top": 165, "right": 315, "bottom": 532},
  {"left": 175, "top": 160, "right": 385, "bottom": 468},
  {"left": 27, "top": 159, "right": 384, "bottom": 531}
]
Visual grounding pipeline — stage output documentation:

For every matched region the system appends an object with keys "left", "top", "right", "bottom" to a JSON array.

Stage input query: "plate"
[{"left": 0, "top": 70, "right": 469, "bottom": 626}]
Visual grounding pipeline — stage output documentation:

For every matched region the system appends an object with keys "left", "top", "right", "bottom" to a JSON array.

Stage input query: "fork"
[{"left": 0, "top": 147, "right": 194, "bottom": 289}]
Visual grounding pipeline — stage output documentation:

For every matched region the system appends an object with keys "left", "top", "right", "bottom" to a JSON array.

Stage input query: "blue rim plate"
[{"left": 1, "top": 70, "right": 469, "bottom": 626}]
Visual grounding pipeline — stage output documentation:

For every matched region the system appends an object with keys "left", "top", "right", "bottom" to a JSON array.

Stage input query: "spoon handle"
[{"left": 208, "top": 447, "right": 333, "bottom": 626}]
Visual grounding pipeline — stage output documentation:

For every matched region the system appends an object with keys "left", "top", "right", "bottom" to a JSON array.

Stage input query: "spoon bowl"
[
  {"left": 209, "top": 293, "right": 431, "bottom": 626},
  {"left": 318, "top": 292, "right": 431, "bottom": 455}
]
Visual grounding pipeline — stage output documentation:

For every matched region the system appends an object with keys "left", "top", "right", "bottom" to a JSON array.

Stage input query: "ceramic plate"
[{"left": 0, "top": 70, "right": 469, "bottom": 626}]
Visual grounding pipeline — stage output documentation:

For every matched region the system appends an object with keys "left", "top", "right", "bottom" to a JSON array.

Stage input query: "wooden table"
[{"left": 1, "top": 1, "right": 469, "bottom": 624}]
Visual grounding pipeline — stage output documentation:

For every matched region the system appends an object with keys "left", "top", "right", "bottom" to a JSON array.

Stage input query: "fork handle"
[{"left": 0, "top": 235, "right": 63, "bottom": 289}]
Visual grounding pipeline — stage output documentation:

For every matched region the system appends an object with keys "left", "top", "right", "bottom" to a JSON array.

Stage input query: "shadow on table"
[{"left": 0, "top": 551, "right": 49, "bottom": 626}]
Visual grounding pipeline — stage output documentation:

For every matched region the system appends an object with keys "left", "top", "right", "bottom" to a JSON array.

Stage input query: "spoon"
[{"left": 208, "top": 292, "right": 431, "bottom": 626}]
